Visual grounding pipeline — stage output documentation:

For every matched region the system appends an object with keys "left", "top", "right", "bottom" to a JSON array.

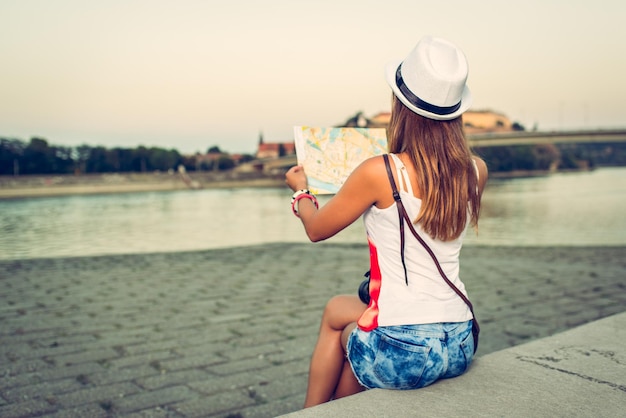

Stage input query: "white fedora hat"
[{"left": 386, "top": 36, "right": 472, "bottom": 120}]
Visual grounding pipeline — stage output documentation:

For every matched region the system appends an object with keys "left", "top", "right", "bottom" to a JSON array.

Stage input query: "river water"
[{"left": 0, "top": 168, "right": 624, "bottom": 260}]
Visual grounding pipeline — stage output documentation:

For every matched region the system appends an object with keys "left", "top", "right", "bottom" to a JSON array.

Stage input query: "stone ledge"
[{"left": 281, "top": 311, "right": 626, "bottom": 417}]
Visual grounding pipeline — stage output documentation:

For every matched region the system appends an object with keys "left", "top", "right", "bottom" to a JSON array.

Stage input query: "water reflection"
[
  {"left": 0, "top": 168, "right": 624, "bottom": 260},
  {"left": 465, "top": 168, "right": 626, "bottom": 246}
]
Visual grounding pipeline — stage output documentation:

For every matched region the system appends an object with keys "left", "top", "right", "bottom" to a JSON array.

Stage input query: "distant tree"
[
  {"left": 148, "top": 147, "right": 180, "bottom": 171},
  {"left": 2, "top": 140, "right": 189, "bottom": 174},
  {"left": 207, "top": 146, "right": 222, "bottom": 154},
  {"left": 53, "top": 145, "right": 75, "bottom": 173},
  {"left": 199, "top": 160, "right": 214, "bottom": 171},
  {"left": 475, "top": 145, "right": 535, "bottom": 172},
  {"left": 105, "top": 148, "right": 122, "bottom": 172},
  {"left": 238, "top": 154, "right": 255, "bottom": 163},
  {"left": 85, "top": 146, "right": 115, "bottom": 173},
  {"left": 512, "top": 122, "right": 526, "bottom": 131},
  {"left": 343, "top": 111, "right": 368, "bottom": 127},
  {"left": 217, "top": 156, "right": 235, "bottom": 170},
  {"left": 509, "top": 146, "right": 535, "bottom": 171},
  {"left": 559, "top": 145, "right": 587, "bottom": 170},
  {"left": 180, "top": 154, "right": 197, "bottom": 172},
  {"left": 73, "top": 145, "right": 91, "bottom": 173},
  {"left": 133, "top": 146, "right": 149, "bottom": 172},
  {"left": 115, "top": 148, "right": 134, "bottom": 172},
  {"left": 22, "top": 137, "right": 48, "bottom": 173},
  {"left": 532, "top": 144, "right": 560, "bottom": 170},
  {"left": 0, "top": 138, "right": 26, "bottom": 175}
]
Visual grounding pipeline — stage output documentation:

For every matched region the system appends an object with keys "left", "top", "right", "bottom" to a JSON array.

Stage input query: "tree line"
[
  {"left": 1, "top": 136, "right": 624, "bottom": 176},
  {"left": 474, "top": 142, "right": 626, "bottom": 173},
  {"left": 0, "top": 137, "right": 253, "bottom": 176}
]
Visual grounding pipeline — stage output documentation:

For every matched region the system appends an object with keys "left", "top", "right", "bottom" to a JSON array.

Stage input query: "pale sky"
[{"left": 1, "top": 0, "right": 625, "bottom": 155}]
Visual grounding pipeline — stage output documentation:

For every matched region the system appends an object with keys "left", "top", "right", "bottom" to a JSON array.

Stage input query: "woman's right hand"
[{"left": 285, "top": 165, "right": 309, "bottom": 192}]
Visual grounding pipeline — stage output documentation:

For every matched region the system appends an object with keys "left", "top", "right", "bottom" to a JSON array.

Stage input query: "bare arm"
[{"left": 285, "top": 157, "right": 387, "bottom": 242}]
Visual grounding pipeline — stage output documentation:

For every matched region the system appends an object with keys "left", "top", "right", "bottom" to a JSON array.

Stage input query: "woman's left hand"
[{"left": 285, "top": 165, "right": 308, "bottom": 192}]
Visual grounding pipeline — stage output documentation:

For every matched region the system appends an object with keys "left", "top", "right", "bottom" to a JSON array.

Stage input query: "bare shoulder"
[
  {"left": 472, "top": 156, "right": 489, "bottom": 192},
  {"left": 338, "top": 154, "right": 392, "bottom": 206},
  {"left": 472, "top": 156, "right": 488, "bottom": 176},
  {"left": 352, "top": 154, "right": 388, "bottom": 179}
]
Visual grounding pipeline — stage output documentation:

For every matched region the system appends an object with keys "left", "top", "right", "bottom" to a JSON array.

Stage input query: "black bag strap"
[
  {"left": 383, "top": 154, "right": 408, "bottom": 284},
  {"left": 382, "top": 154, "right": 478, "bottom": 332}
]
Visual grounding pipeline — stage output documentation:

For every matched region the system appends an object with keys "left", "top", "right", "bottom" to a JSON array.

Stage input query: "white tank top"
[{"left": 357, "top": 154, "right": 473, "bottom": 331}]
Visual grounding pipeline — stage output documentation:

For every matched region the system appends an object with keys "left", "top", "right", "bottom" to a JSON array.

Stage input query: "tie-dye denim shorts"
[{"left": 346, "top": 320, "right": 475, "bottom": 390}]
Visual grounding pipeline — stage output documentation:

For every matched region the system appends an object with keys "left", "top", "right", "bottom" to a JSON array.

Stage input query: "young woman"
[{"left": 285, "top": 35, "right": 488, "bottom": 408}]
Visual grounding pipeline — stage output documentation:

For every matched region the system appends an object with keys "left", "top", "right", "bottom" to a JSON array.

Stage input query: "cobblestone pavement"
[{"left": 1, "top": 243, "right": 625, "bottom": 417}]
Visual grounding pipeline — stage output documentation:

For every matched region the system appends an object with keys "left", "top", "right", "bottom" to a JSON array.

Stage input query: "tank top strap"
[
  {"left": 472, "top": 159, "right": 479, "bottom": 181},
  {"left": 472, "top": 158, "right": 480, "bottom": 193},
  {"left": 389, "top": 153, "right": 415, "bottom": 195}
]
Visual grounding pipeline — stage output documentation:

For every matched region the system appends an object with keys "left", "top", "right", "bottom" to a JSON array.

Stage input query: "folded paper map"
[{"left": 294, "top": 126, "right": 388, "bottom": 194}]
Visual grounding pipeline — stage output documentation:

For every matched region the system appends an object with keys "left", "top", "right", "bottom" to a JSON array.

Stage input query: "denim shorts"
[{"left": 346, "top": 321, "right": 475, "bottom": 390}]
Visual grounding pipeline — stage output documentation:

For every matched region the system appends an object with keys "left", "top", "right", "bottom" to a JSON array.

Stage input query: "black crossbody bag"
[{"left": 383, "top": 154, "right": 480, "bottom": 354}]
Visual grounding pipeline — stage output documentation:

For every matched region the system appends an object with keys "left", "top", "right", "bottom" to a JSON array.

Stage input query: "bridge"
[
  {"left": 256, "top": 128, "right": 626, "bottom": 172},
  {"left": 468, "top": 128, "right": 626, "bottom": 147}
]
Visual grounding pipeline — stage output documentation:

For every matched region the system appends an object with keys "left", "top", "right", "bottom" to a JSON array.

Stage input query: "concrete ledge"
[{"left": 281, "top": 312, "right": 626, "bottom": 417}]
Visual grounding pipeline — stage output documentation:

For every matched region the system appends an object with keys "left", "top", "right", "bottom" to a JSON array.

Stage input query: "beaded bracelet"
[
  {"left": 291, "top": 190, "right": 319, "bottom": 217},
  {"left": 291, "top": 189, "right": 311, "bottom": 204}
]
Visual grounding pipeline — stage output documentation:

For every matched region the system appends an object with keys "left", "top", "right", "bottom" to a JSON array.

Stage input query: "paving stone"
[
  {"left": 88, "top": 365, "right": 161, "bottom": 386},
  {"left": 0, "top": 399, "right": 57, "bottom": 418},
  {"left": 172, "top": 341, "right": 231, "bottom": 358},
  {"left": 251, "top": 374, "right": 308, "bottom": 402},
  {"left": 1, "top": 377, "right": 82, "bottom": 403},
  {"left": 112, "top": 386, "right": 197, "bottom": 414},
  {"left": 41, "top": 403, "right": 112, "bottom": 418},
  {"left": 162, "top": 353, "right": 226, "bottom": 372},
  {"left": 135, "top": 369, "right": 211, "bottom": 391},
  {"left": 46, "top": 348, "right": 122, "bottom": 367},
  {"left": 189, "top": 371, "right": 271, "bottom": 396},
  {"left": 123, "top": 406, "right": 183, "bottom": 418},
  {"left": 237, "top": 394, "right": 305, "bottom": 418},
  {"left": 0, "top": 362, "right": 105, "bottom": 391},
  {"left": 171, "top": 390, "right": 256, "bottom": 418},
  {"left": 107, "top": 350, "right": 180, "bottom": 370},
  {"left": 55, "top": 382, "right": 142, "bottom": 408},
  {"left": 254, "top": 360, "right": 309, "bottom": 381},
  {"left": 0, "top": 358, "right": 54, "bottom": 377}
]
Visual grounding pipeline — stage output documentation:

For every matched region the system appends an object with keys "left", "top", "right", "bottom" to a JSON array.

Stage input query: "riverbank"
[
  {"left": 0, "top": 171, "right": 286, "bottom": 199},
  {"left": 0, "top": 166, "right": 608, "bottom": 199},
  {"left": 1, "top": 243, "right": 624, "bottom": 417}
]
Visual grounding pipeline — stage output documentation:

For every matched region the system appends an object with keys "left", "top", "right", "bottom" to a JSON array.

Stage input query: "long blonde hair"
[{"left": 387, "top": 95, "right": 480, "bottom": 241}]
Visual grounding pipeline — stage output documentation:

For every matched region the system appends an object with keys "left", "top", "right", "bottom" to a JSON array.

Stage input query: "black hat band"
[{"left": 395, "top": 65, "right": 461, "bottom": 116}]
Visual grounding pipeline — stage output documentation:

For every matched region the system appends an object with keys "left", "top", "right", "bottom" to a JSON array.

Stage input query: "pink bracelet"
[{"left": 291, "top": 193, "right": 319, "bottom": 217}]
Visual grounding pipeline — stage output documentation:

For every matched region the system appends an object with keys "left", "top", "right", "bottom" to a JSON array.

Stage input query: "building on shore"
[
  {"left": 462, "top": 110, "right": 515, "bottom": 134},
  {"left": 255, "top": 132, "right": 295, "bottom": 160},
  {"left": 340, "top": 110, "right": 516, "bottom": 134}
]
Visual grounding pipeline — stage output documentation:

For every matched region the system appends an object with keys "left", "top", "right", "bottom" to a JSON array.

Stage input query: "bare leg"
[
  {"left": 333, "top": 322, "right": 364, "bottom": 399},
  {"left": 303, "top": 295, "right": 366, "bottom": 408}
]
